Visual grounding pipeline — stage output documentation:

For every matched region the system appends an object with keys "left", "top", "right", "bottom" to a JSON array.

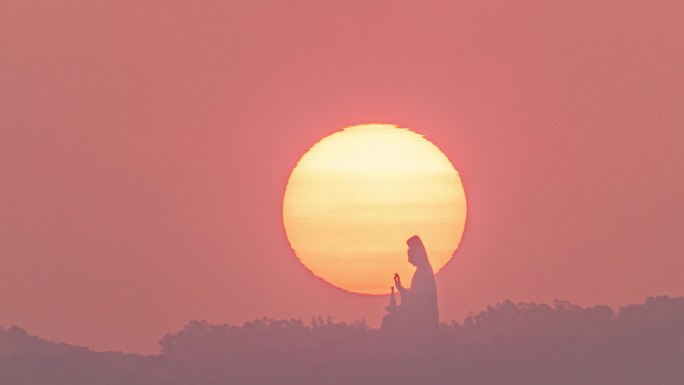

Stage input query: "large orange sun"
[{"left": 283, "top": 124, "right": 467, "bottom": 294}]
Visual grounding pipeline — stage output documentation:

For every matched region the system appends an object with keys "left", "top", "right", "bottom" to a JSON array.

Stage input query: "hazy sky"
[{"left": 1, "top": 1, "right": 683, "bottom": 353}]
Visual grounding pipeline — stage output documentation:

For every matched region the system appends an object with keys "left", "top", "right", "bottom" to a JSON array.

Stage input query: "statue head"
[{"left": 407, "top": 235, "right": 429, "bottom": 268}]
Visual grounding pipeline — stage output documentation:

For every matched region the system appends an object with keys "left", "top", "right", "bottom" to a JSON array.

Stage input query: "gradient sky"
[{"left": 1, "top": 1, "right": 683, "bottom": 354}]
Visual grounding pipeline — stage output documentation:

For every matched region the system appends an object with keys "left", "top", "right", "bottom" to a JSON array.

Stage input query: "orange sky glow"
[{"left": 2, "top": 1, "right": 683, "bottom": 354}]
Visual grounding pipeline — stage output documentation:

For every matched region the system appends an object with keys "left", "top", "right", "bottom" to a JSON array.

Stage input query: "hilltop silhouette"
[{"left": 2, "top": 296, "right": 684, "bottom": 385}]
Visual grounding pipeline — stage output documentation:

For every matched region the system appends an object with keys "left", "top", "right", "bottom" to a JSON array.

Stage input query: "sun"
[{"left": 282, "top": 124, "right": 467, "bottom": 294}]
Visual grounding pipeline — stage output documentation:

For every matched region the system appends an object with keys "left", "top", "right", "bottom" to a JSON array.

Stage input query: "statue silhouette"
[{"left": 382, "top": 235, "right": 439, "bottom": 331}]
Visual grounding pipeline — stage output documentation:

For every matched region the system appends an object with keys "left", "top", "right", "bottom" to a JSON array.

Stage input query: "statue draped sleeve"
[{"left": 398, "top": 267, "right": 439, "bottom": 330}]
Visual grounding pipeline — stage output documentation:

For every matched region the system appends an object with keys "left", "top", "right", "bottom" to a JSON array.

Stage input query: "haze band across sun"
[{"left": 283, "top": 124, "right": 467, "bottom": 294}]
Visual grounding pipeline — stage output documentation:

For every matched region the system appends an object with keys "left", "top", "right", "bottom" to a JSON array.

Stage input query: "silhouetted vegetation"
[
  {"left": 2, "top": 296, "right": 684, "bottom": 384},
  {"left": 159, "top": 316, "right": 369, "bottom": 359}
]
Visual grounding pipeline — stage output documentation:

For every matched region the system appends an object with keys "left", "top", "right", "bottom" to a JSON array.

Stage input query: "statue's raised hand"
[{"left": 393, "top": 273, "right": 404, "bottom": 291}]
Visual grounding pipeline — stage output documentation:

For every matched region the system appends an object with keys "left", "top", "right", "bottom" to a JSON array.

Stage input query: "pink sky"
[{"left": 1, "top": 1, "right": 683, "bottom": 353}]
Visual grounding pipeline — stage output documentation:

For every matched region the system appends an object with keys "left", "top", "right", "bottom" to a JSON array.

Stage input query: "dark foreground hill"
[{"left": 2, "top": 296, "right": 683, "bottom": 385}]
